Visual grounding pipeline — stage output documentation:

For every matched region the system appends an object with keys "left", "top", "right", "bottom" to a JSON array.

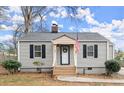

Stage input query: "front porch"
[{"left": 52, "top": 35, "right": 77, "bottom": 75}]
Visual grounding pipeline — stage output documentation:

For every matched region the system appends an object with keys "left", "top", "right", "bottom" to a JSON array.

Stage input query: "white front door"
[{"left": 60, "top": 45, "right": 70, "bottom": 65}]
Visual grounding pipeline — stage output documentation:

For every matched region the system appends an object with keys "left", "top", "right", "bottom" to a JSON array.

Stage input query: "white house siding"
[
  {"left": 109, "top": 45, "right": 114, "bottom": 60},
  {"left": 77, "top": 41, "right": 107, "bottom": 74},
  {"left": 19, "top": 41, "right": 53, "bottom": 72}
]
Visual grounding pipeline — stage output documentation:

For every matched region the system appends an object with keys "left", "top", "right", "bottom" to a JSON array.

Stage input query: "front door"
[{"left": 60, "top": 45, "right": 70, "bottom": 65}]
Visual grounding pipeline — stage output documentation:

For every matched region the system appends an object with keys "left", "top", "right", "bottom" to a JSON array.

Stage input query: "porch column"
[
  {"left": 52, "top": 44, "right": 57, "bottom": 66},
  {"left": 73, "top": 44, "right": 77, "bottom": 66},
  {"left": 74, "top": 44, "right": 77, "bottom": 74}
]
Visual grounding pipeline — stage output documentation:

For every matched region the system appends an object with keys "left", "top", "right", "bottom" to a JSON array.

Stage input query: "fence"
[{"left": 0, "top": 52, "right": 17, "bottom": 62}]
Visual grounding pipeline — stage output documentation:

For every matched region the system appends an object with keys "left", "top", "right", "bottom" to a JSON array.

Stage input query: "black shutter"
[
  {"left": 83, "top": 45, "right": 87, "bottom": 58},
  {"left": 42, "top": 45, "right": 46, "bottom": 58},
  {"left": 94, "top": 45, "right": 98, "bottom": 58},
  {"left": 30, "top": 45, "right": 34, "bottom": 58}
]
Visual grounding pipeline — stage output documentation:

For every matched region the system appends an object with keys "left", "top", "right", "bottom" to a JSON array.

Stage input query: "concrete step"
[{"left": 53, "top": 66, "right": 76, "bottom": 75}]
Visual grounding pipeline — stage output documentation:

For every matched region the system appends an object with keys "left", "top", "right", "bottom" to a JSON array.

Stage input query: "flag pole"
[
  {"left": 76, "top": 28, "right": 78, "bottom": 40},
  {"left": 75, "top": 28, "right": 78, "bottom": 75}
]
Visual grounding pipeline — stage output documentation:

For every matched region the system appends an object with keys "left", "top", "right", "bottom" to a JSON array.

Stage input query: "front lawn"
[{"left": 0, "top": 72, "right": 124, "bottom": 86}]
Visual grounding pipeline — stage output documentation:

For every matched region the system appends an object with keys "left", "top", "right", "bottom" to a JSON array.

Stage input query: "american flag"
[{"left": 75, "top": 36, "right": 80, "bottom": 53}]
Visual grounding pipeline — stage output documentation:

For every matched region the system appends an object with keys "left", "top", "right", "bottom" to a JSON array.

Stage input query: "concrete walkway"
[
  {"left": 118, "top": 67, "right": 124, "bottom": 75},
  {"left": 57, "top": 76, "right": 124, "bottom": 84}
]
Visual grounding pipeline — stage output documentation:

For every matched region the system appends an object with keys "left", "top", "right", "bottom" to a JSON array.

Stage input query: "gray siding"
[
  {"left": 19, "top": 40, "right": 113, "bottom": 74},
  {"left": 109, "top": 45, "right": 114, "bottom": 60},
  {"left": 77, "top": 41, "right": 107, "bottom": 67},
  {"left": 77, "top": 67, "right": 105, "bottom": 74},
  {"left": 19, "top": 41, "right": 53, "bottom": 68}
]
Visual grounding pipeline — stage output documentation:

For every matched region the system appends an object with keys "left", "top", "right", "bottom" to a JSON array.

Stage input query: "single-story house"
[{"left": 18, "top": 24, "right": 114, "bottom": 75}]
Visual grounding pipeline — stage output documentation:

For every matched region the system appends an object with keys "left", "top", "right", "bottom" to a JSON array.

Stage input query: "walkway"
[
  {"left": 57, "top": 76, "right": 124, "bottom": 84},
  {"left": 118, "top": 67, "right": 124, "bottom": 75},
  {"left": 57, "top": 67, "right": 124, "bottom": 84}
]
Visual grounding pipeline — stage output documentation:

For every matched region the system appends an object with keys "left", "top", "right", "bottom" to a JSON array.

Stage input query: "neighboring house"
[{"left": 18, "top": 24, "right": 114, "bottom": 75}]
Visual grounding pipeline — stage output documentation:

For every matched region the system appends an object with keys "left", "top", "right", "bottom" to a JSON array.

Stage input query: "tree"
[
  {"left": 0, "top": 6, "right": 8, "bottom": 29},
  {"left": 0, "top": 43, "right": 5, "bottom": 52},
  {"left": 21, "top": 6, "right": 47, "bottom": 33},
  {"left": 2, "top": 40, "right": 15, "bottom": 60},
  {"left": 0, "top": 43, "right": 5, "bottom": 62},
  {"left": 115, "top": 51, "right": 124, "bottom": 66},
  {"left": 21, "top": 6, "right": 80, "bottom": 33},
  {"left": 115, "top": 52, "right": 124, "bottom": 60},
  {"left": 7, "top": 6, "right": 81, "bottom": 58},
  {"left": 0, "top": 6, "right": 8, "bottom": 20},
  {"left": 0, "top": 6, "right": 83, "bottom": 57},
  {"left": 0, "top": 6, "right": 5, "bottom": 19},
  {"left": 12, "top": 24, "right": 23, "bottom": 56}
]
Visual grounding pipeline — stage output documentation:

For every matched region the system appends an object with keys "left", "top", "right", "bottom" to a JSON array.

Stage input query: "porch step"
[
  {"left": 53, "top": 66, "right": 76, "bottom": 75},
  {"left": 0, "top": 65, "right": 9, "bottom": 75}
]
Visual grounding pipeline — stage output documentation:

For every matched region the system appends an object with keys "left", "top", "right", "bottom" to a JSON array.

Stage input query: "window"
[
  {"left": 35, "top": 45, "right": 41, "bottom": 57},
  {"left": 88, "top": 46, "right": 93, "bottom": 56}
]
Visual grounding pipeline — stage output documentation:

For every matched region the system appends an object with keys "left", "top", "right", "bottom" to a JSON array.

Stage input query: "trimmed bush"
[
  {"left": 2, "top": 60, "right": 21, "bottom": 74},
  {"left": 33, "top": 61, "right": 44, "bottom": 73},
  {"left": 105, "top": 60, "right": 121, "bottom": 76},
  {"left": 33, "top": 61, "right": 44, "bottom": 66}
]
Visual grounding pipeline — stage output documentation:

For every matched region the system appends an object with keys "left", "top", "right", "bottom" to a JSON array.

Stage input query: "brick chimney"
[{"left": 51, "top": 24, "right": 58, "bottom": 33}]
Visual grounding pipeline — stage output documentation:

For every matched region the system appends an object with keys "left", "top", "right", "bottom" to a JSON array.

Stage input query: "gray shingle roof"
[{"left": 18, "top": 32, "right": 109, "bottom": 41}]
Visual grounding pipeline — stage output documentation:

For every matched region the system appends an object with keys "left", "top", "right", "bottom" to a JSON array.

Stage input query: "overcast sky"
[{"left": 0, "top": 6, "right": 124, "bottom": 51}]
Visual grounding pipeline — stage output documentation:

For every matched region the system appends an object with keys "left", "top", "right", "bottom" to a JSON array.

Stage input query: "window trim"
[
  {"left": 34, "top": 45, "right": 41, "bottom": 57},
  {"left": 87, "top": 45, "right": 94, "bottom": 57}
]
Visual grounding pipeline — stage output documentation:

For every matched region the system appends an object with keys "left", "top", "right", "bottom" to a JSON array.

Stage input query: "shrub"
[
  {"left": 33, "top": 61, "right": 44, "bottom": 66},
  {"left": 33, "top": 61, "right": 44, "bottom": 73},
  {"left": 105, "top": 60, "right": 121, "bottom": 76},
  {"left": 2, "top": 60, "right": 21, "bottom": 74}
]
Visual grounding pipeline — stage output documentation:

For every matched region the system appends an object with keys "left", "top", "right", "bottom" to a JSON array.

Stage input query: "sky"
[{"left": 0, "top": 6, "right": 124, "bottom": 51}]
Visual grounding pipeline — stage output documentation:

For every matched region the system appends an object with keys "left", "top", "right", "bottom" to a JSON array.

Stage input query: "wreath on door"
[{"left": 63, "top": 46, "right": 68, "bottom": 53}]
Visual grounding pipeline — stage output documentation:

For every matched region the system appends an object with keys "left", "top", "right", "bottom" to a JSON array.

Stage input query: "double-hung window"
[
  {"left": 83, "top": 44, "right": 98, "bottom": 58},
  {"left": 35, "top": 45, "right": 41, "bottom": 57},
  {"left": 87, "top": 46, "right": 93, "bottom": 56}
]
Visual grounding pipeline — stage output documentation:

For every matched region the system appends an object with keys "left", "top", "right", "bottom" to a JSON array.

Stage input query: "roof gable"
[
  {"left": 52, "top": 34, "right": 76, "bottom": 44},
  {"left": 53, "top": 34, "right": 75, "bottom": 40}
]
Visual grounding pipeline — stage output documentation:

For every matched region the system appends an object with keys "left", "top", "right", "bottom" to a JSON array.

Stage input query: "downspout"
[
  {"left": 17, "top": 41, "right": 20, "bottom": 71},
  {"left": 107, "top": 41, "right": 109, "bottom": 60}
]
